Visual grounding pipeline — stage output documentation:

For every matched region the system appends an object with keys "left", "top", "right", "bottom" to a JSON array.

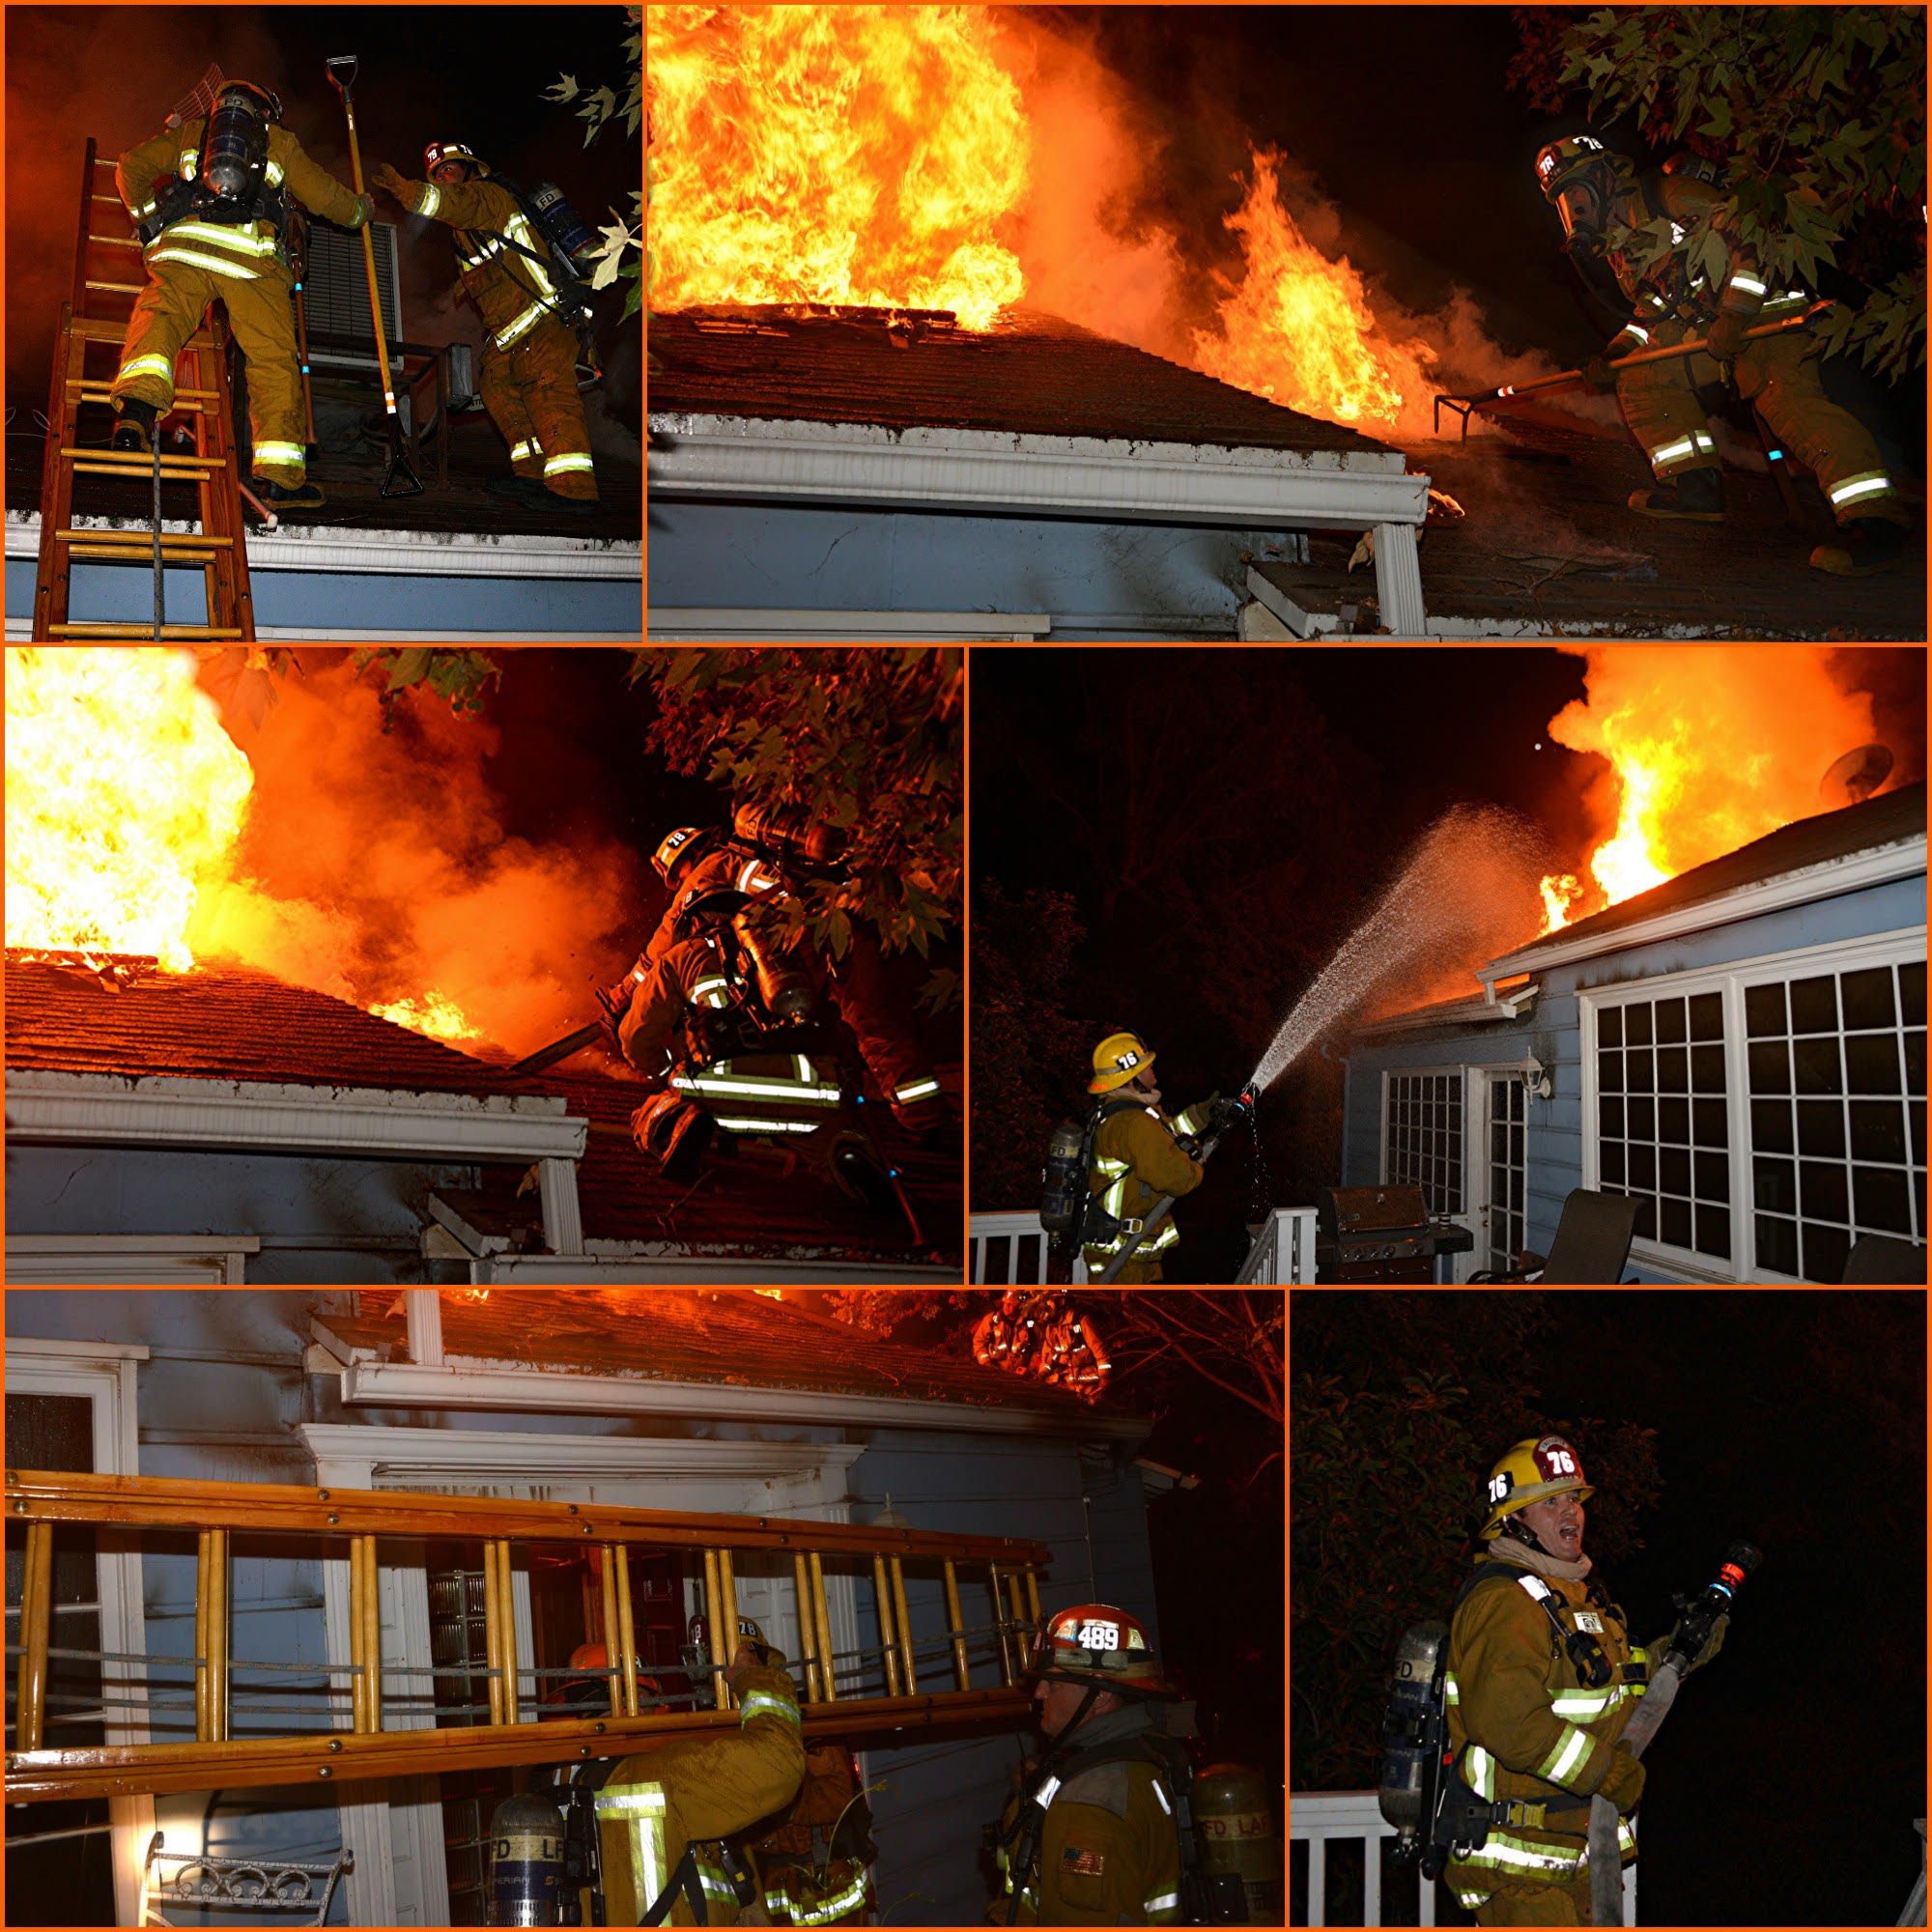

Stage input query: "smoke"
[
  {"left": 183, "top": 658, "right": 642, "bottom": 1055},
  {"left": 1250, "top": 804, "right": 1554, "bottom": 1091}
]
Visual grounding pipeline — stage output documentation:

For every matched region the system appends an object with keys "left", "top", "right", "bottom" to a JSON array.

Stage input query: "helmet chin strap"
[{"left": 1045, "top": 1680, "right": 1106, "bottom": 1751}]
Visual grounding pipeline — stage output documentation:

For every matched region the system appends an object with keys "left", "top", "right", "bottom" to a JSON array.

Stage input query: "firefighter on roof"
[
  {"left": 990, "top": 1605, "right": 1185, "bottom": 1925},
  {"left": 374, "top": 141, "right": 599, "bottom": 507},
  {"left": 1535, "top": 134, "right": 1910, "bottom": 576},
  {"left": 112, "top": 80, "right": 372, "bottom": 511},
  {"left": 1445, "top": 1436, "right": 1725, "bottom": 1925},
  {"left": 1081, "top": 1034, "right": 1214, "bottom": 1285},
  {"left": 595, "top": 1638, "right": 807, "bottom": 1924}
]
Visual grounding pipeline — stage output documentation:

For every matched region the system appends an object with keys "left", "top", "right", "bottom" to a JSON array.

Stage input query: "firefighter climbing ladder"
[
  {"left": 32, "top": 137, "right": 256, "bottom": 639},
  {"left": 5, "top": 1469, "right": 1049, "bottom": 1804}
]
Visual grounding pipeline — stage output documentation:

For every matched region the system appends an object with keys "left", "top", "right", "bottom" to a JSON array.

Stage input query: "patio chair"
[
  {"left": 1468, "top": 1188, "right": 1638, "bottom": 1284},
  {"left": 1842, "top": 1235, "right": 1930, "bottom": 1284}
]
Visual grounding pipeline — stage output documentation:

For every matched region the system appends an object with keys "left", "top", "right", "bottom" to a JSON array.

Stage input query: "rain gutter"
[{"left": 648, "top": 410, "right": 1432, "bottom": 634}]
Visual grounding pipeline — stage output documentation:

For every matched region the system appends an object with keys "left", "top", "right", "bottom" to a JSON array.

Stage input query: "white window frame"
[
  {"left": 1579, "top": 924, "right": 1926, "bottom": 1283},
  {"left": 4, "top": 1336, "right": 155, "bottom": 1926},
  {"left": 296, "top": 1423, "right": 866, "bottom": 1928},
  {"left": 1379, "top": 1065, "right": 1469, "bottom": 1219},
  {"left": 1473, "top": 1066, "right": 1531, "bottom": 1281},
  {"left": 5, "top": 1236, "right": 261, "bottom": 1285}
]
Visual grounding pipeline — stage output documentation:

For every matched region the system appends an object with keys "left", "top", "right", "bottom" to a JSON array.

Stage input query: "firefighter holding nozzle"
[{"left": 1378, "top": 1437, "right": 1737, "bottom": 1927}]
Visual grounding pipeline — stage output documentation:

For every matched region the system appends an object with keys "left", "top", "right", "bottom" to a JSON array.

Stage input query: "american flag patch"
[{"left": 1062, "top": 1846, "right": 1106, "bottom": 1877}]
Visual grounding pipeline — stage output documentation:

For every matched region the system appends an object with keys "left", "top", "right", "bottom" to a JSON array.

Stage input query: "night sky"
[
  {"left": 970, "top": 645, "right": 1929, "bottom": 1272},
  {"left": 4, "top": 6, "right": 640, "bottom": 418},
  {"left": 1290, "top": 1288, "right": 1927, "bottom": 1929}
]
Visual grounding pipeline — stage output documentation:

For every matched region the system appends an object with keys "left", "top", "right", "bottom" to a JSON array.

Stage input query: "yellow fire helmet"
[
  {"left": 1088, "top": 1030, "right": 1155, "bottom": 1094},
  {"left": 1482, "top": 1435, "right": 1594, "bottom": 1539}
]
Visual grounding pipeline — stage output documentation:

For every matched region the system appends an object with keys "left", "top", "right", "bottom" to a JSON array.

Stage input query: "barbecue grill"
[{"left": 1314, "top": 1184, "right": 1475, "bottom": 1283}]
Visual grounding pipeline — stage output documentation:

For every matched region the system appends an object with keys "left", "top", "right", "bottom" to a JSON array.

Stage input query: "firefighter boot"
[
  {"left": 255, "top": 475, "right": 327, "bottom": 513},
  {"left": 1809, "top": 518, "right": 1907, "bottom": 578},
  {"left": 111, "top": 398, "right": 158, "bottom": 454},
  {"left": 1628, "top": 465, "right": 1725, "bottom": 522}
]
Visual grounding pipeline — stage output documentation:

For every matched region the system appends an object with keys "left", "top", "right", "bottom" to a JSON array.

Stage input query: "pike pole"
[
  {"left": 324, "top": 54, "right": 423, "bottom": 497},
  {"left": 1588, "top": 1541, "right": 1760, "bottom": 1926},
  {"left": 1433, "top": 301, "right": 1835, "bottom": 438}
]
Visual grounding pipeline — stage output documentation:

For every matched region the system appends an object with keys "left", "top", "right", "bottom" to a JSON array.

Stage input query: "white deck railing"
[
  {"left": 969, "top": 1206, "right": 1319, "bottom": 1284},
  {"left": 1290, "top": 1790, "right": 1635, "bottom": 1926}
]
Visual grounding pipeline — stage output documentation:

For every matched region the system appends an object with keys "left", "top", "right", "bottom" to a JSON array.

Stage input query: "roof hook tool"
[
  {"left": 325, "top": 53, "right": 423, "bottom": 498},
  {"left": 1588, "top": 1540, "right": 1761, "bottom": 1927},
  {"left": 1093, "top": 1087, "right": 1256, "bottom": 1284},
  {"left": 1433, "top": 301, "right": 1835, "bottom": 440}
]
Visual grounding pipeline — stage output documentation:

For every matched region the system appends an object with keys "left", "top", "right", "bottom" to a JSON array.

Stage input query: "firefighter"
[
  {"left": 1444, "top": 1437, "right": 1725, "bottom": 1926},
  {"left": 373, "top": 142, "right": 598, "bottom": 507},
  {"left": 1535, "top": 134, "right": 1911, "bottom": 576},
  {"left": 748, "top": 1742, "right": 878, "bottom": 1927},
  {"left": 111, "top": 80, "right": 372, "bottom": 510},
  {"left": 643, "top": 824, "right": 949, "bottom": 1139},
  {"left": 594, "top": 1639, "right": 807, "bottom": 1924},
  {"left": 989, "top": 1605, "right": 1185, "bottom": 1925},
  {"left": 1081, "top": 1034, "right": 1215, "bottom": 1285}
]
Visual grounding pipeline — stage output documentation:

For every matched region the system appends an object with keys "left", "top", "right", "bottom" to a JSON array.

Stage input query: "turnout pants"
[
  {"left": 1616, "top": 322, "right": 1905, "bottom": 527},
  {"left": 1471, "top": 1873, "right": 1598, "bottom": 1925},
  {"left": 112, "top": 257, "right": 308, "bottom": 484},
  {"left": 481, "top": 314, "right": 598, "bottom": 499}
]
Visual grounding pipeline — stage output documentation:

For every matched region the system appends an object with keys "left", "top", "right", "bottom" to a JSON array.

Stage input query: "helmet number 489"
[{"left": 1075, "top": 1619, "right": 1120, "bottom": 1651}]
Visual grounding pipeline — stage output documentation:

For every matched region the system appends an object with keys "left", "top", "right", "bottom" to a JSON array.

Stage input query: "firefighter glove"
[
  {"left": 1657, "top": 1608, "right": 1728, "bottom": 1676},
  {"left": 374, "top": 162, "right": 412, "bottom": 206},
  {"left": 1702, "top": 312, "right": 1748, "bottom": 363},
  {"left": 1581, "top": 355, "right": 1619, "bottom": 392},
  {"left": 1593, "top": 1747, "right": 1646, "bottom": 1815}
]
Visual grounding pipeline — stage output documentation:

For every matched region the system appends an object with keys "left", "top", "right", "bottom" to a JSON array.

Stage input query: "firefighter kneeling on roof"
[
  {"left": 1443, "top": 1437, "right": 1724, "bottom": 1925},
  {"left": 112, "top": 79, "right": 372, "bottom": 511}
]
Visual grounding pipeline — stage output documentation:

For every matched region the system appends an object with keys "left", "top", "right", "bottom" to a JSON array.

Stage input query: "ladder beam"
[
  {"left": 942, "top": 1560, "right": 972, "bottom": 1691},
  {"left": 14, "top": 1520, "right": 54, "bottom": 1750},
  {"left": 872, "top": 1555, "right": 900, "bottom": 1698},
  {"left": 5, "top": 1470, "right": 1051, "bottom": 1567},
  {"left": 889, "top": 1556, "right": 918, "bottom": 1695},
  {"left": 702, "top": 1548, "right": 727, "bottom": 1710},
  {"left": 717, "top": 1548, "right": 741, "bottom": 1709},
  {"left": 809, "top": 1551, "right": 838, "bottom": 1701},
  {"left": 7, "top": 1686, "right": 1038, "bottom": 1806},
  {"left": 612, "top": 1548, "right": 639, "bottom": 1719}
]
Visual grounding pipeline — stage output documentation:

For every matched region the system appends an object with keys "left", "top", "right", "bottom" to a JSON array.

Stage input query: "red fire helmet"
[{"left": 1027, "top": 1604, "right": 1179, "bottom": 1699}]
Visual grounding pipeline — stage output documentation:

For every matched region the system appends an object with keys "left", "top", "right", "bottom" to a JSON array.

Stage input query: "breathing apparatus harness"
[{"left": 139, "top": 85, "right": 292, "bottom": 248}]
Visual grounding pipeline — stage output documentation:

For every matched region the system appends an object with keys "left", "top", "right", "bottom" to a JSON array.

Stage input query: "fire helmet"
[
  {"left": 734, "top": 1615, "right": 786, "bottom": 1669},
  {"left": 1533, "top": 135, "right": 1630, "bottom": 248},
  {"left": 1481, "top": 1435, "right": 1594, "bottom": 1540},
  {"left": 424, "top": 138, "right": 486, "bottom": 180},
  {"left": 1027, "top": 1604, "right": 1179, "bottom": 1700},
  {"left": 554, "top": 1641, "right": 612, "bottom": 1709},
  {"left": 652, "top": 823, "right": 724, "bottom": 887},
  {"left": 1088, "top": 1031, "right": 1155, "bottom": 1094},
  {"left": 218, "top": 80, "right": 283, "bottom": 125}
]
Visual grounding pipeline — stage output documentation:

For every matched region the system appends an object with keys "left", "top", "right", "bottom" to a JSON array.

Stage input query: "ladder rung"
[
  {"left": 63, "top": 446, "right": 224, "bottom": 470},
  {"left": 88, "top": 234, "right": 142, "bottom": 250},
  {"left": 68, "top": 463, "right": 223, "bottom": 482},
  {"left": 59, "top": 527, "right": 233, "bottom": 549},
  {"left": 84, "top": 280, "right": 148, "bottom": 295},
  {"left": 93, "top": 192, "right": 128, "bottom": 203},
  {"left": 93, "top": 156, "right": 118, "bottom": 168},
  {"left": 64, "top": 546, "right": 222, "bottom": 563},
  {"left": 70, "top": 385, "right": 218, "bottom": 409},
  {"left": 49, "top": 624, "right": 245, "bottom": 639}
]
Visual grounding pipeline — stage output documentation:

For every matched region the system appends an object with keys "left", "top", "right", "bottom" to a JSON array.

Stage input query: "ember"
[
  {"left": 647, "top": 5, "right": 1030, "bottom": 329},
  {"left": 1537, "top": 646, "right": 1884, "bottom": 933}
]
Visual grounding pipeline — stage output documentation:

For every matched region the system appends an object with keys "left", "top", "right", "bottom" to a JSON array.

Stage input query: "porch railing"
[
  {"left": 1237, "top": 1208, "right": 1320, "bottom": 1283},
  {"left": 970, "top": 1206, "right": 1321, "bottom": 1284},
  {"left": 1290, "top": 1790, "right": 1635, "bottom": 1926},
  {"left": 5, "top": 1468, "right": 1047, "bottom": 1804}
]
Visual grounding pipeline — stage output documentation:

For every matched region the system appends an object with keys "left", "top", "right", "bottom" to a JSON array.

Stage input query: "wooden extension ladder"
[
  {"left": 5, "top": 1469, "right": 1049, "bottom": 1804},
  {"left": 33, "top": 137, "right": 256, "bottom": 639}
]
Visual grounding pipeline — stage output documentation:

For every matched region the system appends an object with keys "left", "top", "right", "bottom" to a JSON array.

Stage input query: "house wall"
[
  {"left": 649, "top": 499, "right": 1305, "bottom": 641},
  {"left": 1342, "top": 872, "right": 1926, "bottom": 1283},
  {"left": 3, "top": 1147, "right": 483, "bottom": 1285},
  {"left": 4, "top": 1293, "right": 1158, "bottom": 1929}
]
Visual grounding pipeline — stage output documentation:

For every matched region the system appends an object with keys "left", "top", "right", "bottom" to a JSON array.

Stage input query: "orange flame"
[
  {"left": 1537, "top": 646, "right": 1881, "bottom": 934},
  {"left": 647, "top": 5, "right": 1031, "bottom": 329},
  {"left": 4, "top": 647, "right": 253, "bottom": 971},
  {"left": 370, "top": 991, "right": 484, "bottom": 1043},
  {"left": 1189, "top": 151, "right": 1435, "bottom": 434}
]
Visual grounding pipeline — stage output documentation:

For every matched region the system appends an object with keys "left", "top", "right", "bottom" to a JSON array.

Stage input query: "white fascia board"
[
  {"left": 5, "top": 1068, "right": 585, "bottom": 1161},
  {"left": 648, "top": 411, "right": 1429, "bottom": 532},
  {"left": 324, "top": 1354, "right": 1150, "bottom": 1439},
  {"left": 1352, "top": 988, "right": 1538, "bottom": 1037},
  {"left": 1479, "top": 834, "right": 1928, "bottom": 989},
  {"left": 649, "top": 609, "right": 1051, "bottom": 641},
  {"left": 478, "top": 1249, "right": 964, "bottom": 1285},
  {"left": 6, "top": 509, "right": 639, "bottom": 580}
]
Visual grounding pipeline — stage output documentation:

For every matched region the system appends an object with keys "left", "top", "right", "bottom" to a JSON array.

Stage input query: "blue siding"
[{"left": 650, "top": 500, "right": 1301, "bottom": 640}]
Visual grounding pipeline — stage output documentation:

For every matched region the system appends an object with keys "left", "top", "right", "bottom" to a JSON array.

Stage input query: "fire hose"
[
  {"left": 1093, "top": 1088, "right": 1256, "bottom": 1285},
  {"left": 1588, "top": 1541, "right": 1761, "bottom": 1926},
  {"left": 1433, "top": 301, "right": 1834, "bottom": 439}
]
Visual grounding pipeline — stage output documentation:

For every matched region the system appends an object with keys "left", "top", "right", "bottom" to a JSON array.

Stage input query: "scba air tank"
[
  {"left": 1193, "top": 1764, "right": 1283, "bottom": 1924},
  {"left": 1377, "top": 1619, "right": 1448, "bottom": 1853},
  {"left": 202, "top": 88, "right": 270, "bottom": 200},
  {"left": 528, "top": 181, "right": 603, "bottom": 277},
  {"left": 487, "top": 1790, "right": 566, "bottom": 1925},
  {"left": 1038, "top": 1121, "right": 1089, "bottom": 1238}
]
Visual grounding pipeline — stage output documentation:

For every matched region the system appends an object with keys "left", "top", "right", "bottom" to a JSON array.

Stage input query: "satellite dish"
[{"left": 1819, "top": 744, "right": 1893, "bottom": 810}]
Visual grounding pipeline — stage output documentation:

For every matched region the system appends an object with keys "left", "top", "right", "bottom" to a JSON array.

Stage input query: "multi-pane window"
[
  {"left": 1385, "top": 1071, "right": 1463, "bottom": 1216},
  {"left": 1597, "top": 990, "right": 1732, "bottom": 1262},
  {"left": 1745, "top": 957, "right": 1926, "bottom": 1282},
  {"left": 1487, "top": 1076, "right": 1527, "bottom": 1274}
]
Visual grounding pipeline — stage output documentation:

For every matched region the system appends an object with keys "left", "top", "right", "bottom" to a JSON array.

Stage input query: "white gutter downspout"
[{"left": 649, "top": 412, "right": 1432, "bottom": 636}]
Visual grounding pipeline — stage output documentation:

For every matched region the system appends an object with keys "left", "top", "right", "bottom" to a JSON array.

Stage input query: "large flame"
[
  {"left": 4, "top": 647, "right": 253, "bottom": 972},
  {"left": 647, "top": 5, "right": 1031, "bottom": 330},
  {"left": 1537, "top": 647, "right": 1882, "bottom": 934},
  {"left": 1189, "top": 151, "right": 1435, "bottom": 434}
]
